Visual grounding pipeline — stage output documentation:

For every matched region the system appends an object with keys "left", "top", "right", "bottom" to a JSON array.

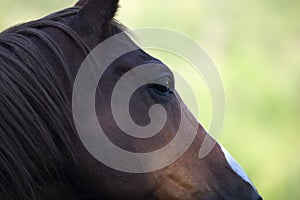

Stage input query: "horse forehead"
[{"left": 220, "top": 145, "right": 256, "bottom": 190}]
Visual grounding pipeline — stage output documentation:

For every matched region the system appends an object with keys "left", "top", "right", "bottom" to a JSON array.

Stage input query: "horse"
[{"left": 0, "top": 0, "right": 263, "bottom": 199}]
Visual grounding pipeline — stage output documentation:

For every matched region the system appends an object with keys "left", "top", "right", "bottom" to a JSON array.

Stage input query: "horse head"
[{"left": 0, "top": 0, "right": 263, "bottom": 199}]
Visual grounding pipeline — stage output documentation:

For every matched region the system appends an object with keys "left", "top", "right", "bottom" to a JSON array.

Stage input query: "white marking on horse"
[{"left": 220, "top": 145, "right": 256, "bottom": 190}]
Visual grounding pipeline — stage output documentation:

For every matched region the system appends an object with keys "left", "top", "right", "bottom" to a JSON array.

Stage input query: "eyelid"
[{"left": 156, "top": 76, "right": 174, "bottom": 91}]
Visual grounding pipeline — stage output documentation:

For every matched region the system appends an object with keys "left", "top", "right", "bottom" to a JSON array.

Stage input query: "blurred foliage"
[{"left": 1, "top": 0, "right": 299, "bottom": 199}]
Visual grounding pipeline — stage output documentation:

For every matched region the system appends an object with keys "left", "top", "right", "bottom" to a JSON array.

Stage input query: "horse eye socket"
[{"left": 154, "top": 80, "right": 172, "bottom": 95}]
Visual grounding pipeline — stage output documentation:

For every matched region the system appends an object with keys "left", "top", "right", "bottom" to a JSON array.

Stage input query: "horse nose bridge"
[
  {"left": 245, "top": 191, "right": 264, "bottom": 200},
  {"left": 182, "top": 134, "right": 264, "bottom": 200},
  {"left": 219, "top": 144, "right": 257, "bottom": 190}
]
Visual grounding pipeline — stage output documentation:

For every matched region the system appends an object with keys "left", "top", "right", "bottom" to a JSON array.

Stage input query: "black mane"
[{"left": 0, "top": 7, "right": 88, "bottom": 200}]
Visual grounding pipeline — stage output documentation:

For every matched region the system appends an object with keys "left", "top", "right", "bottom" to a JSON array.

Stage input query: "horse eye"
[{"left": 154, "top": 80, "right": 172, "bottom": 95}]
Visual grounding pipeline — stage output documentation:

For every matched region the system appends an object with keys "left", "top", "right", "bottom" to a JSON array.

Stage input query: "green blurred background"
[{"left": 0, "top": 0, "right": 299, "bottom": 199}]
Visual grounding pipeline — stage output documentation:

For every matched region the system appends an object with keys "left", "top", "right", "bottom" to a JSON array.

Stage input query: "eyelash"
[
  {"left": 151, "top": 79, "right": 174, "bottom": 97},
  {"left": 153, "top": 84, "right": 171, "bottom": 95}
]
